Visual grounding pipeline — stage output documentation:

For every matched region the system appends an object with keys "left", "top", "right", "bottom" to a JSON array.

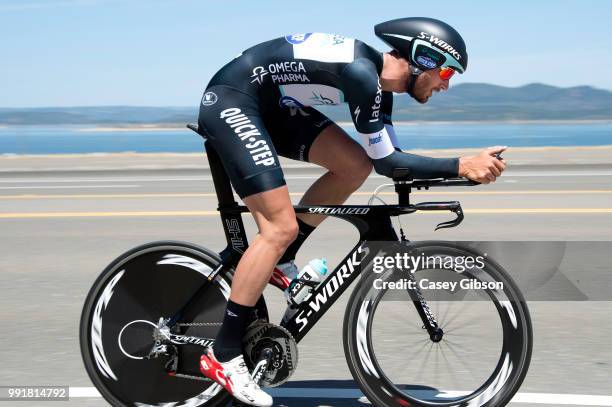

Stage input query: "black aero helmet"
[{"left": 375, "top": 17, "right": 468, "bottom": 74}]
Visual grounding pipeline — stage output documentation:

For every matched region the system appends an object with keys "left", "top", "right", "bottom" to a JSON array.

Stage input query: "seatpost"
[{"left": 204, "top": 140, "right": 249, "bottom": 263}]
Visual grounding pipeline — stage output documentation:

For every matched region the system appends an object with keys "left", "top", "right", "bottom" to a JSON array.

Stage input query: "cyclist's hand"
[{"left": 458, "top": 146, "right": 507, "bottom": 184}]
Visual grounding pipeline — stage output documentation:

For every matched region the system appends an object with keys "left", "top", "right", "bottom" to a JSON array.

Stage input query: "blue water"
[{"left": 1, "top": 123, "right": 611, "bottom": 154}]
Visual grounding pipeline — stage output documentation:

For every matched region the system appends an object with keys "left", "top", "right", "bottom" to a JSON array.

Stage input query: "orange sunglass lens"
[{"left": 439, "top": 68, "right": 455, "bottom": 80}]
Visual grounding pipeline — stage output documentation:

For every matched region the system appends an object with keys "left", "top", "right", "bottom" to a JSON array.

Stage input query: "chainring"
[{"left": 242, "top": 321, "right": 298, "bottom": 387}]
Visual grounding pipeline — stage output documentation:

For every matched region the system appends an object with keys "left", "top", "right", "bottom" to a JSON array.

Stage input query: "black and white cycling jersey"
[{"left": 198, "top": 33, "right": 458, "bottom": 198}]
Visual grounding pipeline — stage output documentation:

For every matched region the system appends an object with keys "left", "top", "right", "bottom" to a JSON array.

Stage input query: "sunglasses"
[{"left": 439, "top": 67, "right": 456, "bottom": 81}]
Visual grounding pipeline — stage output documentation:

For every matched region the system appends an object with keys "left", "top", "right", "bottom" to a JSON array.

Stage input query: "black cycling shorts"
[{"left": 198, "top": 85, "right": 333, "bottom": 198}]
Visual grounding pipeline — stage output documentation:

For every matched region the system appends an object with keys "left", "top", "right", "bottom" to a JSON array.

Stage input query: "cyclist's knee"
[
  {"left": 260, "top": 217, "right": 299, "bottom": 252},
  {"left": 337, "top": 154, "right": 373, "bottom": 188},
  {"left": 353, "top": 157, "right": 374, "bottom": 183}
]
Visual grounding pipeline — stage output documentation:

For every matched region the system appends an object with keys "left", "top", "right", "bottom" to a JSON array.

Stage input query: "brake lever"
[
  {"left": 434, "top": 205, "right": 464, "bottom": 231},
  {"left": 412, "top": 202, "right": 465, "bottom": 231}
]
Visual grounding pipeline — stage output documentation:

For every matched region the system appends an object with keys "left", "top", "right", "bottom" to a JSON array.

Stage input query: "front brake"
[{"left": 412, "top": 201, "right": 465, "bottom": 230}]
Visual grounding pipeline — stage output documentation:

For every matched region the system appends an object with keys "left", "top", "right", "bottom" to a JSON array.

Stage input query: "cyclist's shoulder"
[
  {"left": 244, "top": 33, "right": 378, "bottom": 61},
  {"left": 285, "top": 33, "right": 380, "bottom": 62}
]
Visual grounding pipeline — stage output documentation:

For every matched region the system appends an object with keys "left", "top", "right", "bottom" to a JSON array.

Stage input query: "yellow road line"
[
  {"left": 1, "top": 208, "right": 611, "bottom": 219},
  {"left": 0, "top": 193, "right": 217, "bottom": 200},
  {"left": 1, "top": 190, "right": 612, "bottom": 200}
]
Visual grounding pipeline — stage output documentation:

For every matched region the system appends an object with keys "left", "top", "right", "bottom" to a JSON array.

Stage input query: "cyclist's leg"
[
  {"left": 298, "top": 122, "right": 373, "bottom": 225},
  {"left": 231, "top": 186, "right": 298, "bottom": 305},
  {"left": 198, "top": 86, "right": 294, "bottom": 406},
  {"left": 265, "top": 106, "right": 372, "bottom": 263}
]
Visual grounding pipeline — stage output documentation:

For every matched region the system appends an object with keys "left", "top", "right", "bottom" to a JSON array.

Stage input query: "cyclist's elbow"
[{"left": 372, "top": 157, "right": 394, "bottom": 178}]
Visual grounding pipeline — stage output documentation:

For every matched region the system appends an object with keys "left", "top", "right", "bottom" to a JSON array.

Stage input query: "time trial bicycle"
[{"left": 80, "top": 124, "right": 532, "bottom": 407}]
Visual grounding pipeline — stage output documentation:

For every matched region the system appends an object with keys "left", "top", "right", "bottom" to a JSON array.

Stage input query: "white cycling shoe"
[{"left": 200, "top": 348, "right": 273, "bottom": 407}]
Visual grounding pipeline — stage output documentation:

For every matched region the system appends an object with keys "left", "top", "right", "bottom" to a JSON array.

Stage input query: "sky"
[{"left": 1, "top": 0, "right": 611, "bottom": 107}]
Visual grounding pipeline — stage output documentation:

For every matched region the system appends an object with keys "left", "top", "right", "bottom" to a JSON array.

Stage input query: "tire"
[
  {"left": 343, "top": 241, "right": 532, "bottom": 407},
  {"left": 79, "top": 241, "right": 233, "bottom": 407}
]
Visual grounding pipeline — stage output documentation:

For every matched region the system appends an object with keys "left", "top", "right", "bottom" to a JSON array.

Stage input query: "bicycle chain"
[
  {"left": 177, "top": 322, "right": 222, "bottom": 327},
  {"left": 171, "top": 372, "right": 213, "bottom": 382}
]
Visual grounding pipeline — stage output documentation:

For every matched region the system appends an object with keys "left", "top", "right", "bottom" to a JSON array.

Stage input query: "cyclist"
[{"left": 198, "top": 17, "right": 506, "bottom": 406}]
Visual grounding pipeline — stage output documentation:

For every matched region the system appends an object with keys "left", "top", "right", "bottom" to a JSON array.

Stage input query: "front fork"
[
  {"left": 406, "top": 271, "right": 444, "bottom": 342},
  {"left": 397, "top": 230, "right": 445, "bottom": 343}
]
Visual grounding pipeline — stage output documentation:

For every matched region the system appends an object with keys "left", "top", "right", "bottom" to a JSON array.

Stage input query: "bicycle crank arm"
[
  {"left": 231, "top": 351, "right": 273, "bottom": 406},
  {"left": 251, "top": 347, "right": 274, "bottom": 385}
]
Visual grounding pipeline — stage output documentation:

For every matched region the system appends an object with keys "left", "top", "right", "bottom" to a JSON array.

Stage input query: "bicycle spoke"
[
  {"left": 442, "top": 338, "right": 478, "bottom": 375},
  {"left": 438, "top": 342, "right": 461, "bottom": 390},
  {"left": 415, "top": 342, "right": 435, "bottom": 382},
  {"left": 402, "top": 337, "right": 432, "bottom": 361},
  {"left": 438, "top": 301, "right": 454, "bottom": 327},
  {"left": 444, "top": 318, "right": 489, "bottom": 336},
  {"left": 434, "top": 342, "right": 440, "bottom": 386},
  {"left": 439, "top": 300, "right": 472, "bottom": 330}
]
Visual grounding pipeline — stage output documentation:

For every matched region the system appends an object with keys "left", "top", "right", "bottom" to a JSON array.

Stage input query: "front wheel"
[
  {"left": 79, "top": 241, "right": 233, "bottom": 407},
  {"left": 343, "top": 241, "right": 532, "bottom": 407}
]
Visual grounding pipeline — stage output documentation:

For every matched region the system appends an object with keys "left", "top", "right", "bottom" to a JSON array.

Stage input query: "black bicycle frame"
[
  {"left": 203, "top": 140, "right": 419, "bottom": 341},
  {"left": 169, "top": 130, "right": 466, "bottom": 344}
]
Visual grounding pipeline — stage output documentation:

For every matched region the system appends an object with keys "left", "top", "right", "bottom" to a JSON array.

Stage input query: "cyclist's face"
[{"left": 410, "top": 68, "right": 450, "bottom": 104}]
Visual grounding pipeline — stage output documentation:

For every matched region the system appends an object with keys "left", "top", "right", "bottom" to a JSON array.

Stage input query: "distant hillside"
[
  {"left": 319, "top": 83, "right": 612, "bottom": 122},
  {"left": 0, "top": 106, "right": 195, "bottom": 126},
  {"left": 2, "top": 83, "right": 612, "bottom": 125}
]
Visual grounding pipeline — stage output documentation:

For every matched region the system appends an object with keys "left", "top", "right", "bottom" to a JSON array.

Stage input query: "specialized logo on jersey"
[
  {"left": 219, "top": 108, "right": 276, "bottom": 167},
  {"left": 291, "top": 33, "right": 355, "bottom": 63},
  {"left": 285, "top": 33, "right": 312, "bottom": 44},
  {"left": 417, "top": 31, "right": 463, "bottom": 61},
  {"left": 251, "top": 62, "right": 309, "bottom": 84},
  {"left": 201, "top": 91, "right": 218, "bottom": 106}
]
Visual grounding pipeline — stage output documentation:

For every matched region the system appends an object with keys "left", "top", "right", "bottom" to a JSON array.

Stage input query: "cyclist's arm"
[{"left": 341, "top": 59, "right": 459, "bottom": 179}]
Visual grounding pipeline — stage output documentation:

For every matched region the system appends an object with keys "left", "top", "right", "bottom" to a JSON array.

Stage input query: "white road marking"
[
  {"left": 67, "top": 387, "right": 612, "bottom": 405},
  {"left": 1, "top": 170, "right": 612, "bottom": 184}
]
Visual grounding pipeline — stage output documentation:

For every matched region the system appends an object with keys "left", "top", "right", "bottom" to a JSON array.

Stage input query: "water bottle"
[
  {"left": 274, "top": 260, "right": 299, "bottom": 288},
  {"left": 281, "top": 259, "right": 328, "bottom": 324}
]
